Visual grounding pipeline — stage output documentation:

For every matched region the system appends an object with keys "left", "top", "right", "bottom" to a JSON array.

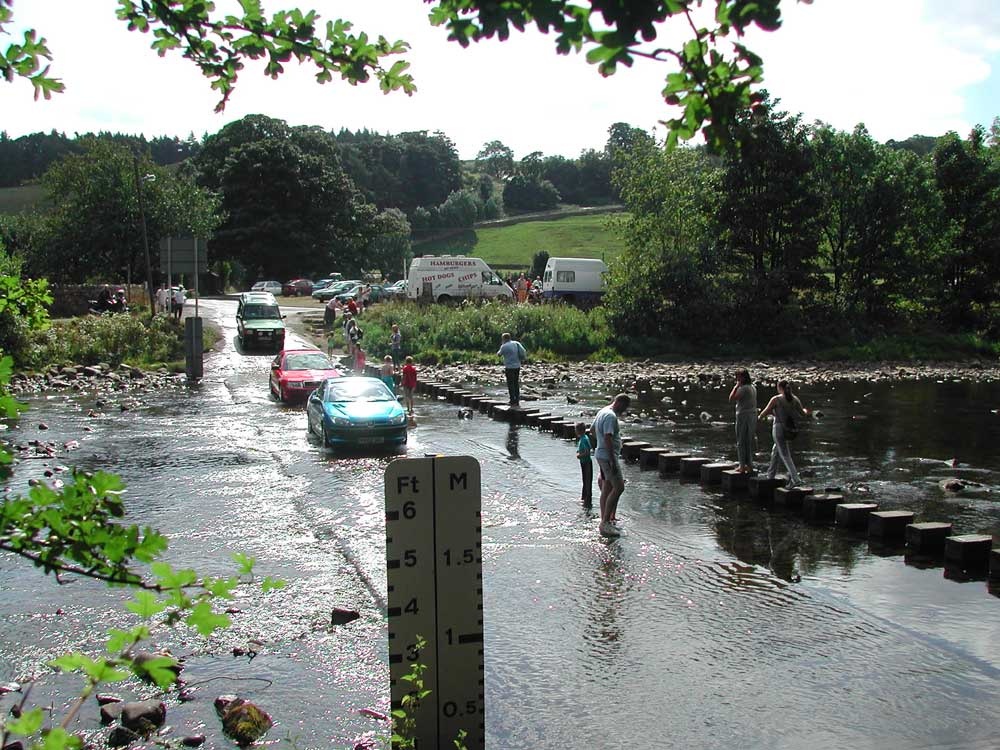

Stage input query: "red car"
[
  {"left": 282, "top": 278, "right": 314, "bottom": 296},
  {"left": 269, "top": 349, "right": 342, "bottom": 403}
]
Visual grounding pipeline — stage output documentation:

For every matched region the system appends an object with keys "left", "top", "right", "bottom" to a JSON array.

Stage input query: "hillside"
[{"left": 413, "top": 212, "right": 627, "bottom": 268}]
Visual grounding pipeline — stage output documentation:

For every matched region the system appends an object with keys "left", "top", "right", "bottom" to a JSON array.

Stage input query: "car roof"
[{"left": 240, "top": 292, "right": 278, "bottom": 303}]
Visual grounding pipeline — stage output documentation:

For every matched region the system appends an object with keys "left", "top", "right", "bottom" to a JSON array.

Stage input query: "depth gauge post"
[{"left": 384, "top": 456, "right": 485, "bottom": 749}]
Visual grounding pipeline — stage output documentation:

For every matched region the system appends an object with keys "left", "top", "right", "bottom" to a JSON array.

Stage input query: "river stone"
[
  {"left": 133, "top": 651, "right": 182, "bottom": 683},
  {"left": 100, "top": 702, "right": 124, "bottom": 725},
  {"left": 0, "top": 682, "right": 20, "bottom": 695},
  {"left": 120, "top": 699, "right": 166, "bottom": 732},
  {"left": 331, "top": 607, "right": 360, "bottom": 626},
  {"left": 214, "top": 696, "right": 273, "bottom": 746},
  {"left": 107, "top": 726, "right": 141, "bottom": 747},
  {"left": 96, "top": 693, "right": 122, "bottom": 705},
  {"left": 2, "top": 741, "right": 25, "bottom": 750},
  {"left": 180, "top": 735, "right": 206, "bottom": 747}
]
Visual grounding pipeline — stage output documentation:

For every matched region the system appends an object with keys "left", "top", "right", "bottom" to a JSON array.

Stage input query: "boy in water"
[
  {"left": 401, "top": 356, "right": 417, "bottom": 415},
  {"left": 575, "top": 422, "right": 593, "bottom": 506},
  {"left": 380, "top": 355, "right": 395, "bottom": 393}
]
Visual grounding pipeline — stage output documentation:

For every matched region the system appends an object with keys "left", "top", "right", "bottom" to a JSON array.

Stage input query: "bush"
[
  {"left": 26, "top": 313, "right": 185, "bottom": 369},
  {"left": 358, "top": 299, "right": 611, "bottom": 361}
]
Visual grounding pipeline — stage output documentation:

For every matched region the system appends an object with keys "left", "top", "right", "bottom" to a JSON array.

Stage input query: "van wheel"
[{"left": 437, "top": 294, "right": 452, "bottom": 303}]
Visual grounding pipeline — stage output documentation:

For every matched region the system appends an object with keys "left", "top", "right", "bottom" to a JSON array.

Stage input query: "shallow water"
[{"left": 1, "top": 300, "right": 998, "bottom": 749}]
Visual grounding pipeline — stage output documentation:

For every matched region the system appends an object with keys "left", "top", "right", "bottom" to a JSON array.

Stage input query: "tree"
[
  {"left": 476, "top": 140, "right": 515, "bottom": 179},
  {"left": 503, "top": 174, "right": 560, "bottom": 212},
  {"left": 933, "top": 128, "right": 1000, "bottom": 329},
  {"left": 32, "top": 138, "right": 220, "bottom": 282},
  {"left": 607, "top": 140, "right": 722, "bottom": 339},
  {"left": 196, "top": 116, "right": 371, "bottom": 279},
  {"left": 717, "top": 95, "right": 821, "bottom": 296},
  {"left": 366, "top": 207, "right": 412, "bottom": 277},
  {"left": 519, "top": 151, "right": 545, "bottom": 180}
]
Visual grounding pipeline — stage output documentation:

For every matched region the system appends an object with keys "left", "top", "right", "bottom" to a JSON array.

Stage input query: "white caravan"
[
  {"left": 541, "top": 257, "right": 609, "bottom": 304},
  {"left": 407, "top": 256, "right": 513, "bottom": 303}
]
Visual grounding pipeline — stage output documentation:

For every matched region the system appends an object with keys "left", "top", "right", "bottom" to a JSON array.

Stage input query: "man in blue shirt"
[
  {"left": 592, "top": 393, "right": 630, "bottom": 537},
  {"left": 497, "top": 332, "right": 527, "bottom": 406}
]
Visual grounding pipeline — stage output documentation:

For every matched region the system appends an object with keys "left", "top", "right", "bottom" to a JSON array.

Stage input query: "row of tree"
[
  {"left": 0, "top": 131, "right": 201, "bottom": 188},
  {"left": 607, "top": 97, "right": 1000, "bottom": 343}
]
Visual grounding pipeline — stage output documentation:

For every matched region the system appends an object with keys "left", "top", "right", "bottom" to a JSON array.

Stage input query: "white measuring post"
[{"left": 384, "top": 456, "right": 484, "bottom": 750}]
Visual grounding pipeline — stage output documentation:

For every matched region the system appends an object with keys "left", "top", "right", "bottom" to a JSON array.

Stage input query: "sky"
[{"left": 2, "top": 0, "right": 998, "bottom": 160}]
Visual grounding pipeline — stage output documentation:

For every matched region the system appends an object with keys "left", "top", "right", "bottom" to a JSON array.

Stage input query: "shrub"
[{"left": 26, "top": 313, "right": 185, "bottom": 369}]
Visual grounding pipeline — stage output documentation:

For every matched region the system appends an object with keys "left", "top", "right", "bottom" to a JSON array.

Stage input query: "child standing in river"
[
  {"left": 576, "top": 422, "right": 593, "bottom": 506},
  {"left": 380, "top": 356, "right": 395, "bottom": 393},
  {"left": 401, "top": 356, "right": 417, "bottom": 414}
]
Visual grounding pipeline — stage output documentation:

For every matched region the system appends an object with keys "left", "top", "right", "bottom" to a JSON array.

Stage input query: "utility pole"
[{"left": 132, "top": 155, "right": 156, "bottom": 317}]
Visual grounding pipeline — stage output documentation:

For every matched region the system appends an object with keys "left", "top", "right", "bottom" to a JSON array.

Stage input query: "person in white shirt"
[
  {"left": 496, "top": 332, "right": 527, "bottom": 406},
  {"left": 155, "top": 284, "right": 168, "bottom": 315},
  {"left": 171, "top": 286, "right": 186, "bottom": 320}
]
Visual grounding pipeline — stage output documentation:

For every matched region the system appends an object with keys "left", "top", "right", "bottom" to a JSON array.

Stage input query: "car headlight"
[
  {"left": 389, "top": 413, "right": 406, "bottom": 425},
  {"left": 332, "top": 416, "right": 351, "bottom": 426}
]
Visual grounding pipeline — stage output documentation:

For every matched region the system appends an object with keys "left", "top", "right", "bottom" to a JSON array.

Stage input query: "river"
[{"left": 1, "top": 299, "right": 998, "bottom": 749}]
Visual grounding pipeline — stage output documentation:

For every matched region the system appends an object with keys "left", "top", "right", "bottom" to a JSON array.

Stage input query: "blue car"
[{"left": 307, "top": 376, "right": 408, "bottom": 449}]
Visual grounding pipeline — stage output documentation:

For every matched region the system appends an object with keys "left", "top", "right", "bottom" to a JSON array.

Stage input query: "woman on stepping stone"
[
  {"left": 728, "top": 368, "right": 757, "bottom": 474},
  {"left": 758, "top": 380, "right": 809, "bottom": 488}
]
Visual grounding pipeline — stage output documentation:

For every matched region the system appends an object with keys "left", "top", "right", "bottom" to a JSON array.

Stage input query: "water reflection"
[{"left": 505, "top": 424, "right": 520, "bottom": 460}]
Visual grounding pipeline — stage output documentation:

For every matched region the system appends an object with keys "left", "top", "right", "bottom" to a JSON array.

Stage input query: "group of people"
[
  {"left": 505, "top": 273, "right": 542, "bottom": 304},
  {"left": 567, "top": 373, "right": 810, "bottom": 539},
  {"left": 154, "top": 283, "right": 186, "bottom": 320}
]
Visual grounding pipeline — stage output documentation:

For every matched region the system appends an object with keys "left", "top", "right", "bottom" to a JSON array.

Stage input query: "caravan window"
[
  {"left": 544, "top": 270, "right": 552, "bottom": 283},
  {"left": 556, "top": 270, "right": 576, "bottom": 283}
]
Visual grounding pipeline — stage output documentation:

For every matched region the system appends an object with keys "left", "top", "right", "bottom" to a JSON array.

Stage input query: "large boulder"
[{"left": 214, "top": 695, "right": 273, "bottom": 746}]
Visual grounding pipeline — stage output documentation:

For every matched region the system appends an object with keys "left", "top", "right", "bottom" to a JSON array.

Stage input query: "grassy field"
[
  {"left": 414, "top": 213, "right": 626, "bottom": 268},
  {"left": 0, "top": 184, "right": 46, "bottom": 215}
]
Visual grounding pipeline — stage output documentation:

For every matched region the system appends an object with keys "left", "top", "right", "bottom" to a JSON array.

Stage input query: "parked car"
[
  {"left": 312, "top": 280, "right": 360, "bottom": 301},
  {"left": 334, "top": 284, "right": 386, "bottom": 305},
  {"left": 251, "top": 280, "right": 283, "bottom": 296},
  {"left": 306, "top": 376, "right": 408, "bottom": 449},
  {"left": 312, "top": 278, "right": 338, "bottom": 292},
  {"left": 282, "top": 278, "right": 314, "bottom": 296},
  {"left": 236, "top": 292, "right": 286, "bottom": 351},
  {"left": 269, "top": 349, "right": 342, "bottom": 403},
  {"left": 383, "top": 279, "right": 408, "bottom": 298}
]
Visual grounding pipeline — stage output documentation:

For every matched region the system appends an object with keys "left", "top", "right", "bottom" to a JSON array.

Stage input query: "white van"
[
  {"left": 542, "top": 257, "right": 608, "bottom": 304},
  {"left": 407, "top": 256, "right": 513, "bottom": 303}
]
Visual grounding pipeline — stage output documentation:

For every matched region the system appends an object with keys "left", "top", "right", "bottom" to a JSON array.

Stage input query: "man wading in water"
[{"left": 592, "top": 393, "right": 630, "bottom": 537}]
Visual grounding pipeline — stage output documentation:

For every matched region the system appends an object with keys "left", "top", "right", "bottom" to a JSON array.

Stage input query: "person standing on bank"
[
  {"left": 728, "top": 368, "right": 757, "bottom": 474},
  {"left": 497, "top": 332, "right": 527, "bottom": 406},
  {"left": 593, "top": 393, "right": 630, "bottom": 538},
  {"left": 758, "top": 380, "right": 809, "bottom": 488}
]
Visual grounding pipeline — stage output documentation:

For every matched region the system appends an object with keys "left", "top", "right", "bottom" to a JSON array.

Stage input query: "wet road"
[{"left": 2, "top": 299, "right": 999, "bottom": 749}]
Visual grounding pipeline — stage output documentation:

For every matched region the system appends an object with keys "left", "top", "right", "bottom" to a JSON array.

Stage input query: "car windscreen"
[
  {"left": 285, "top": 353, "right": 335, "bottom": 371},
  {"left": 323, "top": 379, "right": 394, "bottom": 403},
  {"left": 243, "top": 304, "right": 281, "bottom": 320}
]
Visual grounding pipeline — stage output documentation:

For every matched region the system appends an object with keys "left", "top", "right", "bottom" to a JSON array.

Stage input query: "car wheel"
[{"left": 322, "top": 423, "right": 333, "bottom": 448}]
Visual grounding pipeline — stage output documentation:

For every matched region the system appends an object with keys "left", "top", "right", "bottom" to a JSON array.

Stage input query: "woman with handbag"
[{"left": 757, "top": 379, "right": 809, "bottom": 488}]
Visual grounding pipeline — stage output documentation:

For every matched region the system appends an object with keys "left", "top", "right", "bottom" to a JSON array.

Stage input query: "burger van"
[
  {"left": 541, "top": 257, "right": 609, "bottom": 305},
  {"left": 407, "top": 256, "right": 514, "bottom": 303}
]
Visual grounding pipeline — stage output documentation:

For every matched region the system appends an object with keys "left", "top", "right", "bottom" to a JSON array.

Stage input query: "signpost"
[
  {"left": 159, "top": 236, "right": 208, "bottom": 381},
  {"left": 384, "top": 456, "right": 485, "bottom": 750}
]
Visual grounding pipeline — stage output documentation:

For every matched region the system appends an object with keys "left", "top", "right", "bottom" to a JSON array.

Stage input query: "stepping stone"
[
  {"left": 680, "top": 456, "right": 711, "bottom": 478},
  {"left": 621, "top": 441, "right": 651, "bottom": 461},
  {"left": 748, "top": 476, "right": 783, "bottom": 503},
  {"left": 868, "top": 510, "right": 916, "bottom": 541},
  {"left": 721, "top": 469, "right": 749, "bottom": 493},
  {"left": 905, "top": 522, "right": 953, "bottom": 555},
  {"left": 803, "top": 493, "right": 843, "bottom": 523},
  {"left": 492, "top": 405, "right": 513, "bottom": 421},
  {"left": 835, "top": 502, "right": 878, "bottom": 530},
  {"left": 944, "top": 534, "right": 993, "bottom": 571},
  {"left": 701, "top": 462, "right": 737, "bottom": 485},
  {"left": 537, "top": 415, "right": 562, "bottom": 431},
  {"left": 508, "top": 406, "right": 541, "bottom": 425},
  {"left": 658, "top": 452, "right": 690, "bottom": 474},
  {"left": 524, "top": 411, "right": 550, "bottom": 427},
  {"left": 774, "top": 486, "right": 814, "bottom": 508},
  {"left": 639, "top": 447, "right": 671, "bottom": 469}
]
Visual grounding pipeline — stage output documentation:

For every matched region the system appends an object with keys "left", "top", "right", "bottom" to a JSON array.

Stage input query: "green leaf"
[
  {"left": 125, "top": 590, "right": 166, "bottom": 618},
  {"left": 232, "top": 551, "right": 255, "bottom": 574},
  {"left": 5, "top": 707, "right": 45, "bottom": 736},
  {"left": 186, "top": 601, "right": 231, "bottom": 636}
]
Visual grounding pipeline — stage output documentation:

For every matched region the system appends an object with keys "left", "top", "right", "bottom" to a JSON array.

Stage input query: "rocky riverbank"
[
  {"left": 9, "top": 362, "right": 188, "bottom": 404},
  {"left": 418, "top": 358, "right": 1000, "bottom": 399}
]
